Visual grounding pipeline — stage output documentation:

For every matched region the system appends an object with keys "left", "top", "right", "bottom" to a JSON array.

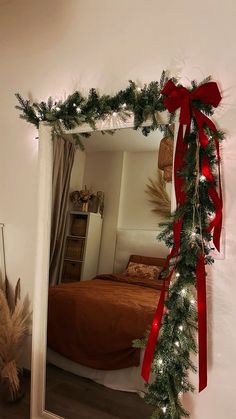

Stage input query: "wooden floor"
[{"left": 0, "top": 365, "right": 153, "bottom": 419}]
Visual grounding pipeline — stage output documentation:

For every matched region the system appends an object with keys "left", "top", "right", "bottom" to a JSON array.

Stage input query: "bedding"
[{"left": 47, "top": 255, "right": 166, "bottom": 371}]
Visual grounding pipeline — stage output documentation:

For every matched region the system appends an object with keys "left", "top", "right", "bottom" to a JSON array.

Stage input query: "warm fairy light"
[
  {"left": 190, "top": 299, "right": 195, "bottom": 305},
  {"left": 200, "top": 175, "right": 206, "bottom": 182},
  {"left": 191, "top": 231, "right": 197, "bottom": 238},
  {"left": 162, "top": 406, "right": 167, "bottom": 413},
  {"left": 76, "top": 106, "right": 81, "bottom": 113},
  {"left": 158, "top": 358, "right": 163, "bottom": 365},
  {"left": 176, "top": 272, "right": 180, "bottom": 278},
  {"left": 137, "top": 87, "right": 142, "bottom": 92},
  {"left": 73, "top": 103, "right": 77, "bottom": 107},
  {"left": 175, "top": 341, "right": 180, "bottom": 347},
  {"left": 122, "top": 103, "right": 127, "bottom": 108},
  {"left": 112, "top": 111, "right": 117, "bottom": 116},
  {"left": 55, "top": 106, "right": 61, "bottom": 111},
  {"left": 181, "top": 288, "right": 187, "bottom": 296},
  {"left": 178, "top": 325, "right": 183, "bottom": 331}
]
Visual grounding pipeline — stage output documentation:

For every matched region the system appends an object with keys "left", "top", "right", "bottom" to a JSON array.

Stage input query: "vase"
[
  {"left": 0, "top": 373, "right": 25, "bottom": 403},
  {"left": 81, "top": 201, "right": 88, "bottom": 212}
]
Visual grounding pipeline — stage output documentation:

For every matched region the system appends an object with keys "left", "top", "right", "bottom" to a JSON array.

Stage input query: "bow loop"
[
  {"left": 161, "top": 80, "right": 222, "bottom": 127},
  {"left": 190, "top": 81, "right": 222, "bottom": 108}
]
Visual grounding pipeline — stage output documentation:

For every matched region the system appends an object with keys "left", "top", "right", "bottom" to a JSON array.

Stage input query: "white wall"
[
  {"left": 0, "top": 0, "right": 236, "bottom": 417},
  {"left": 69, "top": 149, "right": 85, "bottom": 192},
  {"left": 82, "top": 151, "right": 124, "bottom": 273},
  {"left": 118, "top": 151, "right": 163, "bottom": 230}
]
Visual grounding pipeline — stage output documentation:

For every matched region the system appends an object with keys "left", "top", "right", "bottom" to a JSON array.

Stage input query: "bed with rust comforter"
[{"left": 47, "top": 274, "right": 162, "bottom": 370}]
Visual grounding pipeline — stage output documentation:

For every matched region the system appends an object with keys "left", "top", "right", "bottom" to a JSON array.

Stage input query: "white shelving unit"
[{"left": 61, "top": 211, "right": 103, "bottom": 282}]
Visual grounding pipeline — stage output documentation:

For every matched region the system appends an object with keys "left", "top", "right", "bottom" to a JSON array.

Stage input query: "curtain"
[{"left": 49, "top": 136, "right": 76, "bottom": 286}]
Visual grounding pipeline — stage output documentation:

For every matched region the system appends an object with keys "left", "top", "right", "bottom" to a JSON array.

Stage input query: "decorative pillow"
[{"left": 125, "top": 262, "right": 163, "bottom": 280}]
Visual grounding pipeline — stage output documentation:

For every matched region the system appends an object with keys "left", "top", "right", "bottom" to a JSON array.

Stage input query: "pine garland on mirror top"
[{"left": 15, "top": 72, "right": 224, "bottom": 419}]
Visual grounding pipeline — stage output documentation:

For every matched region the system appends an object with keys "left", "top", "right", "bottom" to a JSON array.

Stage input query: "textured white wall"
[
  {"left": 82, "top": 151, "right": 124, "bottom": 273},
  {"left": 69, "top": 149, "right": 85, "bottom": 192},
  {"left": 118, "top": 151, "right": 163, "bottom": 230},
  {"left": 0, "top": 0, "right": 236, "bottom": 416}
]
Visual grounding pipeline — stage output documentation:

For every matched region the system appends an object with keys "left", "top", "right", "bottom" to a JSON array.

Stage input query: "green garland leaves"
[{"left": 15, "top": 71, "right": 174, "bottom": 148}]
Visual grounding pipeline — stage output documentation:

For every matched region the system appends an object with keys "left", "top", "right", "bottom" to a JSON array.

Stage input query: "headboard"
[{"left": 114, "top": 229, "right": 168, "bottom": 273}]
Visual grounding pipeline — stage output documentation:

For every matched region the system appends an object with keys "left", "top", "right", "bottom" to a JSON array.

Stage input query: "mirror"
[{"left": 33, "top": 122, "right": 174, "bottom": 419}]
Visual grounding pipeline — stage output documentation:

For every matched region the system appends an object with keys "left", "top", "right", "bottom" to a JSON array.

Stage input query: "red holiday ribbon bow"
[{"left": 141, "top": 79, "right": 222, "bottom": 392}]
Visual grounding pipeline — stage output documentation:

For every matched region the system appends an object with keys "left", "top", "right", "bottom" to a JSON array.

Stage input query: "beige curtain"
[{"left": 49, "top": 136, "right": 76, "bottom": 286}]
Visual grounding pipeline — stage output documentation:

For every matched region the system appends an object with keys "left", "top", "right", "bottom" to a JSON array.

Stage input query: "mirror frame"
[{"left": 31, "top": 112, "right": 176, "bottom": 419}]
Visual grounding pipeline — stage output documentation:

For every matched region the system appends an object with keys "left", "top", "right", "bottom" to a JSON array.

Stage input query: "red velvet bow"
[
  {"left": 141, "top": 79, "right": 222, "bottom": 393},
  {"left": 162, "top": 79, "right": 222, "bottom": 252}
]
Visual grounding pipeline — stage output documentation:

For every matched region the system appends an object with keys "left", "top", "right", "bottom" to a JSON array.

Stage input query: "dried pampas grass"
[
  {"left": 146, "top": 170, "right": 171, "bottom": 217},
  {"left": 0, "top": 279, "right": 30, "bottom": 399}
]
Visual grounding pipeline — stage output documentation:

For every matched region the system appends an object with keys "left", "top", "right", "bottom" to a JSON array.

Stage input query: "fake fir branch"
[
  {"left": 15, "top": 71, "right": 173, "bottom": 148},
  {"left": 15, "top": 73, "right": 224, "bottom": 419}
]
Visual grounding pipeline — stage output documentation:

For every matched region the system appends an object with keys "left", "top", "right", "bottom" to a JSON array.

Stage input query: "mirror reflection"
[{"left": 45, "top": 128, "right": 172, "bottom": 418}]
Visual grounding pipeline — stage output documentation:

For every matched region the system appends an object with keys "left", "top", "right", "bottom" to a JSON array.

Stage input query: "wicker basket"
[
  {"left": 158, "top": 136, "right": 173, "bottom": 169},
  {"left": 65, "top": 238, "right": 84, "bottom": 260},
  {"left": 61, "top": 261, "right": 82, "bottom": 282},
  {"left": 158, "top": 136, "right": 174, "bottom": 182},
  {"left": 71, "top": 216, "right": 87, "bottom": 236}
]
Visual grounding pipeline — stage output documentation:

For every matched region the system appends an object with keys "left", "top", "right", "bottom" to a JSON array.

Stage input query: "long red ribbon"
[
  {"left": 196, "top": 253, "right": 207, "bottom": 391},
  {"left": 141, "top": 79, "right": 222, "bottom": 392}
]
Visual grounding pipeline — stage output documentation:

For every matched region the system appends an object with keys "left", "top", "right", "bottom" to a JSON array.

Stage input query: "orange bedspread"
[{"left": 47, "top": 274, "right": 161, "bottom": 370}]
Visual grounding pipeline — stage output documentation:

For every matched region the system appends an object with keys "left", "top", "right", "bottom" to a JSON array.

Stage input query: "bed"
[{"left": 47, "top": 255, "right": 166, "bottom": 393}]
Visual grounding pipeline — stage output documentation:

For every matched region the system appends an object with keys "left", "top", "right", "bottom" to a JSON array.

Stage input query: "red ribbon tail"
[
  {"left": 141, "top": 283, "right": 166, "bottom": 382},
  {"left": 196, "top": 253, "right": 207, "bottom": 392}
]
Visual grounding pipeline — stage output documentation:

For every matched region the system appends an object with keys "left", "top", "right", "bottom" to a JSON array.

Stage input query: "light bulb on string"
[
  {"left": 73, "top": 103, "right": 77, "bottom": 107},
  {"left": 55, "top": 106, "right": 61, "bottom": 112},
  {"left": 180, "top": 288, "right": 187, "bottom": 296},
  {"left": 175, "top": 340, "right": 180, "bottom": 347},
  {"left": 175, "top": 272, "right": 180, "bottom": 278},
  {"left": 162, "top": 406, "right": 167, "bottom": 413},
  {"left": 190, "top": 298, "right": 195, "bottom": 305},
  {"left": 137, "top": 87, "right": 142, "bottom": 92},
  {"left": 112, "top": 111, "right": 117, "bottom": 116},
  {"left": 200, "top": 175, "right": 206, "bottom": 182},
  {"left": 121, "top": 103, "right": 127, "bottom": 108},
  {"left": 178, "top": 325, "right": 184, "bottom": 331},
  {"left": 76, "top": 107, "right": 81, "bottom": 113}
]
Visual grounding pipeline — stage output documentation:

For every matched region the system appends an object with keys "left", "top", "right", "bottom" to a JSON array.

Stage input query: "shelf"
[
  {"left": 64, "top": 258, "right": 84, "bottom": 263},
  {"left": 67, "top": 235, "right": 86, "bottom": 239}
]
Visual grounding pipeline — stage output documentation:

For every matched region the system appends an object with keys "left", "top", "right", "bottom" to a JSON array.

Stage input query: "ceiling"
[{"left": 82, "top": 128, "right": 162, "bottom": 153}]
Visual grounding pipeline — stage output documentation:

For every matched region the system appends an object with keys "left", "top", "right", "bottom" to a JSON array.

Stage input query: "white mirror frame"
[{"left": 30, "top": 111, "right": 175, "bottom": 419}]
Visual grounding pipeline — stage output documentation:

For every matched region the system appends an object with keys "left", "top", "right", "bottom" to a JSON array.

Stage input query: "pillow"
[{"left": 125, "top": 262, "right": 163, "bottom": 280}]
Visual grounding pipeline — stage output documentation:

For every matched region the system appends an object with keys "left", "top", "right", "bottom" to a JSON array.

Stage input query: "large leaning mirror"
[{"left": 31, "top": 111, "right": 175, "bottom": 419}]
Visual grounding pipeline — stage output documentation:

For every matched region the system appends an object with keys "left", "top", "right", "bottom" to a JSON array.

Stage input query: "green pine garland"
[
  {"left": 15, "top": 70, "right": 174, "bottom": 149},
  {"left": 15, "top": 73, "right": 224, "bottom": 419}
]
